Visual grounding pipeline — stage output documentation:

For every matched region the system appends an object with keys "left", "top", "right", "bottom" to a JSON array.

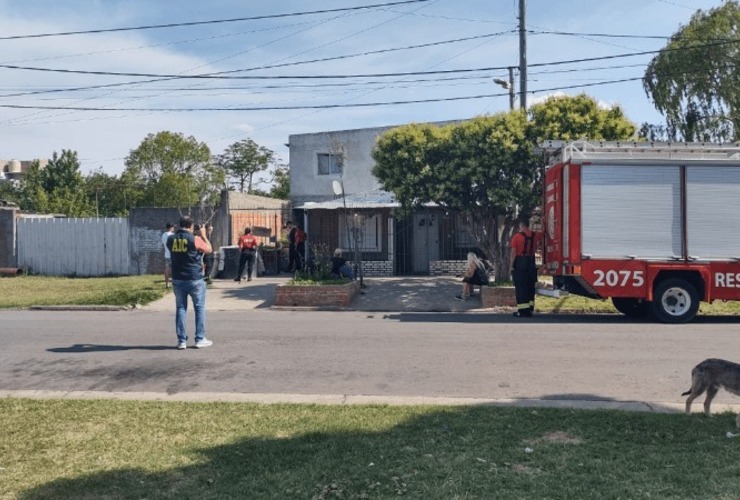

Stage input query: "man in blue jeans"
[{"left": 167, "top": 217, "right": 213, "bottom": 350}]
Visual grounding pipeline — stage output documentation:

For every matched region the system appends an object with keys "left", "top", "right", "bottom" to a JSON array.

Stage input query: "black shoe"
[
  {"left": 454, "top": 294, "right": 467, "bottom": 301},
  {"left": 513, "top": 311, "right": 532, "bottom": 318}
]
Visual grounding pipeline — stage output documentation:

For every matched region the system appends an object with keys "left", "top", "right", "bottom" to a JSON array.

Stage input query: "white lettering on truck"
[
  {"left": 715, "top": 273, "right": 740, "bottom": 287},
  {"left": 593, "top": 270, "right": 644, "bottom": 287}
]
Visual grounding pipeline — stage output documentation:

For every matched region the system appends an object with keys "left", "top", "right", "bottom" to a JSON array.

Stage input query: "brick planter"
[
  {"left": 274, "top": 280, "right": 361, "bottom": 308},
  {"left": 481, "top": 285, "right": 516, "bottom": 308}
]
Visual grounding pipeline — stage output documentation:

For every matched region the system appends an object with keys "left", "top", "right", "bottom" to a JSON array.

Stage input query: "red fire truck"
[{"left": 541, "top": 140, "right": 740, "bottom": 323}]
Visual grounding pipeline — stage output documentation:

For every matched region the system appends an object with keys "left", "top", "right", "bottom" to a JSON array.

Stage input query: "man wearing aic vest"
[
  {"left": 167, "top": 217, "right": 213, "bottom": 349},
  {"left": 509, "top": 217, "right": 538, "bottom": 318}
]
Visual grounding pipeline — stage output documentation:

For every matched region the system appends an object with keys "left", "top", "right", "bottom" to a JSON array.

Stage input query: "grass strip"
[
  {"left": 0, "top": 275, "right": 167, "bottom": 309},
  {"left": 535, "top": 294, "right": 740, "bottom": 315},
  {"left": 2, "top": 399, "right": 740, "bottom": 499}
]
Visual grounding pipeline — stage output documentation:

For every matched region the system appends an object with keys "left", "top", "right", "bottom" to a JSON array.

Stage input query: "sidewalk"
[{"left": 142, "top": 276, "right": 488, "bottom": 312}]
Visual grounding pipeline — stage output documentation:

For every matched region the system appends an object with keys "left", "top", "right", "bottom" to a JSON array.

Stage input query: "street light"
[{"left": 493, "top": 67, "right": 516, "bottom": 110}]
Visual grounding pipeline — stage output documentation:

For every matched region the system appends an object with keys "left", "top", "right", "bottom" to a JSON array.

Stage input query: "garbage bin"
[{"left": 217, "top": 246, "right": 240, "bottom": 280}]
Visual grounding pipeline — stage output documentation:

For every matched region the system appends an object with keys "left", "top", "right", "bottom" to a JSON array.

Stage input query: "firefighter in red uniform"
[
  {"left": 235, "top": 227, "right": 259, "bottom": 282},
  {"left": 509, "top": 217, "right": 538, "bottom": 317}
]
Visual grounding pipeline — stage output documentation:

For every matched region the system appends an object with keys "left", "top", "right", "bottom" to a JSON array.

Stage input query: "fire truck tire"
[
  {"left": 650, "top": 278, "right": 700, "bottom": 323},
  {"left": 611, "top": 298, "right": 650, "bottom": 318}
]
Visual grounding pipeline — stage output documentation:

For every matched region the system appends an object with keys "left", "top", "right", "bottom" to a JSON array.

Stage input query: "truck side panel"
[
  {"left": 686, "top": 166, "right": 740, "bottom": 260},
  {"left": 543, "top": 163, "right": 564, "bottom": 274}
]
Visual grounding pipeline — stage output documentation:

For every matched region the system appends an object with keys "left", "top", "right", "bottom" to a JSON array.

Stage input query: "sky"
[{"left": 0, "top": 0, "right": 726, "bottom": 188}]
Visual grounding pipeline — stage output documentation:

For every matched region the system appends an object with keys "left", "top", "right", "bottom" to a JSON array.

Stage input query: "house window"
[
  {"left": 455, "top": 214, "right": 476, "bottom": 248},
  {"left": 317, "top": 153, "right": 342, "bottom": 175},
  {"left": 338, "top": 214, "right": 380, "bottom": 252}
]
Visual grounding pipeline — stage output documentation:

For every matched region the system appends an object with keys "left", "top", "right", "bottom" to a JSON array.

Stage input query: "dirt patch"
[
  {"left": 511, "top": 464, "right": 540, "bottom": 475},
  {"left": 525, "top": 431, "right": 583, "bottom": 446}
]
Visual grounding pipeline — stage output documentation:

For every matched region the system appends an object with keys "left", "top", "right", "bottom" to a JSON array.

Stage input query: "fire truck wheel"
[
  {"left": 611, "top": 298, "right": 649, "bottom": 318},
  {"left": 650, "top": 278, "right": 700, "bottom": 323}
]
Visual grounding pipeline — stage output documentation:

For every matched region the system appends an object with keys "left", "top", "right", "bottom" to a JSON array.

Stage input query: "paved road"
[{"left": 4, "top": 309, "right": 740, "bottom": 410}]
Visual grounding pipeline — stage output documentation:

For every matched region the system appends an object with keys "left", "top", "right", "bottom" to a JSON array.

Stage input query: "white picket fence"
[{"left": 17, "top": 217, "right": 131, "bottom": 276}]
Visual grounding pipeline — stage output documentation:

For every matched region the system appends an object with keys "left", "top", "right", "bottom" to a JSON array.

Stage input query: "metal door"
[{"left": 412, "top": 212, "right": 439, "bottom": 273}]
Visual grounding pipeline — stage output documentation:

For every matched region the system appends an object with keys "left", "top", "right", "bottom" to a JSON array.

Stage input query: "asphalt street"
[{"left": 3, "top": 309, "right": 740, "bottom": 410}]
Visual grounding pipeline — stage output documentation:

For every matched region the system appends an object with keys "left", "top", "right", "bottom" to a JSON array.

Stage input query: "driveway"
[{"left": 142, "top": 276, "right": 493, "bottom": 313}]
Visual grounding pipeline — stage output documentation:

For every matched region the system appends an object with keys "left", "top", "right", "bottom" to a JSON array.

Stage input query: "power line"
[
  {"left": 529, "top": 29, "right": 671, "bottom": 40},
  {"left": 0, "top": 0, "right": 433, "bottom": 41},
  {"left": 0, "top": 31, "right": 514, "bottom": 99},
  {"left": 3, "top": 38, "right": 736, "bottom": 81},
  {"left": 0, "top": 77, "right": 644, "bottom": 112}
]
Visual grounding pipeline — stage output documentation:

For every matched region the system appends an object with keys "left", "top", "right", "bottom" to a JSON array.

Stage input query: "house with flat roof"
[{"left": 288, "top": 121, "right": 477, "bottom": 276}]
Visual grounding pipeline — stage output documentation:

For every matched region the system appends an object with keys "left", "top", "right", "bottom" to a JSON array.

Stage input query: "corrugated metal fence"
[{"left": 17, "top": 217, "right": 130, "bottom": 276}]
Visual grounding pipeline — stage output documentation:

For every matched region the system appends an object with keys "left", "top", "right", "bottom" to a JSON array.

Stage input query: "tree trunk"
[{"left": 466, "top": 210, "right": 516, "bottom": 284}]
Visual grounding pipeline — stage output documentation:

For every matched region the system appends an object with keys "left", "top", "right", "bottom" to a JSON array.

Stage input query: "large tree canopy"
[
  {"left": 124, "top": 131, "right": 224, "bottom": 209},
  {"left": 373, "top": 94, "right": 636, "bottom": 280},
  {"left": 643, "top": 1, "right": 739, "bottom": 141},
  {"left": 12, "top": 151, "right": 94, "bottom": 216},
  {"left": 215, "top": 138, "right": 275, "bottom": 193}
]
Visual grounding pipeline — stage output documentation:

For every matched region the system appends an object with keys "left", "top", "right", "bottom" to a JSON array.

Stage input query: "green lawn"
[
  {"left": 0, "top": 275, "right": 167, "bottom": 309},
  {"left": 536, "top": 294, "right": 740, "bottom": 316},
  {"left": 2, "top": 399, "right": 740, "bottom": 499}
]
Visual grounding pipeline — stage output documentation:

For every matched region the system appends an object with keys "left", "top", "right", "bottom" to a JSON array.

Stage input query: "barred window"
[{"left": 338, "top": 214, "right": 380, "bottom": 252}]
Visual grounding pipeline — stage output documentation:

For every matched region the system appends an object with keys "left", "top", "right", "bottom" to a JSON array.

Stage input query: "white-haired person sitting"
[
  {"left": 455, "top": 252, "right": 489, "bottom": 300},
  {"left": 331, "top": 249, "right": 354, "bottom": 279}
]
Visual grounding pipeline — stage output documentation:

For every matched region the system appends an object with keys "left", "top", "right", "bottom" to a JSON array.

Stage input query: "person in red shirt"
[
  {"left": 235, "top": 227, "right": 259, "bottom": 283},
  {"left": 509, "top": 217, "right": 538, "bottom": 317},
  {"left": 294, "top": 224, "right": 307, "bottom": 271}
]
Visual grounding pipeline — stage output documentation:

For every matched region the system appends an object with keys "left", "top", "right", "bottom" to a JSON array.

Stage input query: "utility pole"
[{"left": 518, "top": 0, "right": 527, "bottom": 111}]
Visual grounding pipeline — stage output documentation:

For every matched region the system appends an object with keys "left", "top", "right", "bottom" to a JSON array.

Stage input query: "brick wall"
[
  {"left": 481, "top": 286, "right": 516, "bottom": 308},
  {"left": 0, "top": 207, "right": 17, "bottom": 268},
  {"left": 430, "top": 260, "right": 467, "bottom": 276},
  {"left": 360, "top": 260, "right": 393, "bottom": 277},
  {"left": 275, "top": 280, "right": 361, "bottom": 307}
]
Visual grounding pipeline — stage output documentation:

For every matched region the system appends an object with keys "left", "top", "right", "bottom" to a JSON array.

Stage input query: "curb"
[
  {"left": 28, "top": 305, "right": 133, "bottom": 311},
  {"left": 2, "top": 390, "right": 739, "bottom": 414}
]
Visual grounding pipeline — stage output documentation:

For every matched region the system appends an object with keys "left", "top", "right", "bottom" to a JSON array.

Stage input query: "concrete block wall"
[
  {"left": 128, "top": 207, "right": 215, "bottom": 275},
  {"left": 360, "top": 260, "right": 394, "bottom": 277},
  {"left": 0, "top": 207, "right": 17, "bottom": 268},
  {"left": 430, "top": 260, "right": 467, "bottom": 276}
]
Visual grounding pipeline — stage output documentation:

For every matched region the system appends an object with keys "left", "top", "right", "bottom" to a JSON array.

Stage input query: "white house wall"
[{"left": 289, "top": 126, "right": 394, "bottom": 206}]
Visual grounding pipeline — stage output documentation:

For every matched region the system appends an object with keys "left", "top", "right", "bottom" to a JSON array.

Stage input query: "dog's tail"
[{"left": 681, "top": 388, "right": 692, "bottom": 397}]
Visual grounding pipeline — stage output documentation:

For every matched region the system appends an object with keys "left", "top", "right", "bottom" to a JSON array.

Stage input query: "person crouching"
[{"left": 331, "top": 249, "right": 354, "bottom": 279}]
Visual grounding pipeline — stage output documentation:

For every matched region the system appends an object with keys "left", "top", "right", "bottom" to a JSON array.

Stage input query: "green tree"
[
  {"left": 42, "top": 150, "right": 94, "bottom": 216},
  {"left": 85, "top": 169, "right": 131, "bottom": 217},
  {"left": 643, "top": 1, "right": 740, "bottom": 141},
  {"left": 14, "top": 152, "right": 93, "bottom": 216},
  {"left": 373, "top": 94, "right": 636, "bottom": 280},
  {"left": 268, "top": 165, "right": 290, "bottom": 199},
  {"left": 373, "top": 114, "right": 533, "bottom": 280},
  {"left": 124, "top": 131, "right": 224, "bottom": 210},
  {"left": 16, "top": 160, "right": 48, "bottom": 213},
  {"left": 215, "top": 138, "right": 275, "bottom": 193},
  {"left": 529, "top": 93, "right": 637, "bottom": 142}
]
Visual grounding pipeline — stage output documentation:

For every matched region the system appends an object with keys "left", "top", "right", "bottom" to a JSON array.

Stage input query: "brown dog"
[{"left": 683, "top": 358, "right": 740, "bottom": 427}]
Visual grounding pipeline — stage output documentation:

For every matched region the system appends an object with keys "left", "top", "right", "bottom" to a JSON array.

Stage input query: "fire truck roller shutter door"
[
  {"left": 686, "top": 166, "right": 740, "bottom": 260},
  {"left": 581, "top": 165, "right": 682, "bottom": 259}
]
